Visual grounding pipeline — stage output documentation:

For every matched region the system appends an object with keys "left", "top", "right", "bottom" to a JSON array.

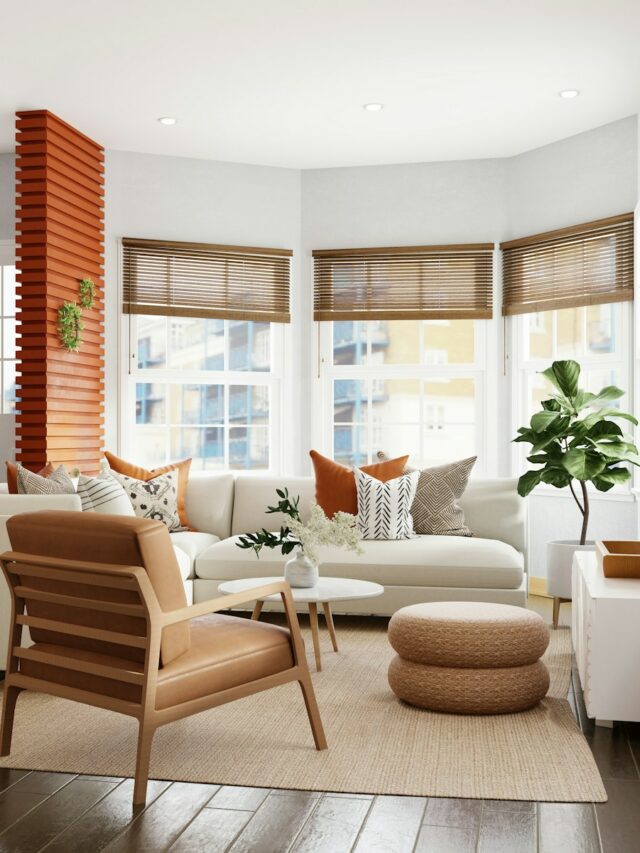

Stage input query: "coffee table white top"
[{"left": 217, "top": 576, "right": 384, "bottom": 604}]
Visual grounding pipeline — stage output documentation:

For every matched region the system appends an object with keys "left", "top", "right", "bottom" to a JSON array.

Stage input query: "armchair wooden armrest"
[{"left": 160, "top": 581, "right": 293, "bottom": 627}]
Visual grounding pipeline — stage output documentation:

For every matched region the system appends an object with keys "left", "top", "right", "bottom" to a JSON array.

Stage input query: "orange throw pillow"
[
  {"left": 310, "top": 450, "right": 409, "bottom": 517},
  {"left": 104, "top": 452, "right": 194, "bottom": 530},
  {"left": 6, "top": 462, "right": 54, "bottom": 495}
]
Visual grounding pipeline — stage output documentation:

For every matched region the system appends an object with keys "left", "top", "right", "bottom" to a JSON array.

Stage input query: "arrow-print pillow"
[{"left": 355, "top": 468, "right": 419, "bottom": 540}]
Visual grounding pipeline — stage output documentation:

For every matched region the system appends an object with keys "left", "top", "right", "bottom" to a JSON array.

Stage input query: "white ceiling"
[{"left": 2, "top": 0, "right": 639, "bottom": 169}]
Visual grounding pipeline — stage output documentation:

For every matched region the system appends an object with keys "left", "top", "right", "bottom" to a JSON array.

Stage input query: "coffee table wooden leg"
[
  {"left": 251, "top": 600, "right": 264, "bottom": 620},
  {"left": 308, "top": 602, "right": 322, "bottom": 672},
  {"left": 322, "top": 602, "right": 338, "bottom": 652}
]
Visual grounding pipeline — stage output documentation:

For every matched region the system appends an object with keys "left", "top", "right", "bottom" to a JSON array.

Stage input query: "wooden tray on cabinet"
[{"left": 596, "top": 540, "right": 640, "bottom": 578}]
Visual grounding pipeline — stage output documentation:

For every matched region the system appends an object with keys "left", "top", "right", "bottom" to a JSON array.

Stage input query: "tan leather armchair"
[{"left": 0, "top": 511, "right": 327, "bottom": 805}]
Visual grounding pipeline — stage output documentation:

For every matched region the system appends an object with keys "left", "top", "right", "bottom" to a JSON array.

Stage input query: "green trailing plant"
[
  {"left": 79, "top": 278, "right": 95, "bottom": 309},
  {"left": 57, "top": 278, "right": 96, "bottom": 351},
  {"left": 514, "top": 359, "right": 640, "bottom": 546},
  {"left": 57, "top": 300, "right": 84, "bottom": 352}
]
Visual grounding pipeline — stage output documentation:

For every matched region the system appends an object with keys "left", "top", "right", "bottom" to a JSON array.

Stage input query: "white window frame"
[
  {"left": 123, "top": 314, "right": 285, "bottom": 475},
  {"left": 312, "top": 318, "right": 490, "bottom": 476},
  {"left": 510, "top": 300, "right": 634, "bottom": 499}
]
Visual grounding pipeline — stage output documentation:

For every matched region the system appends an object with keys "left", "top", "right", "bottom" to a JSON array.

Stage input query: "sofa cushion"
[
  {"left": 184, "top": 473, "right": 235, "bottom": 538},
  {"left": 195, "top": 534, "right": 524, "bottom": 590},
  {"left": 173, "top": 544, "right": 192, "bottom": 582},
  {"left": 170, "top": 531, "right": 220, "bottom": 578}
]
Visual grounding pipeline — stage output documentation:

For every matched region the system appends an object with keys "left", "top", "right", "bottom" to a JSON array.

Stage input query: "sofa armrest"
[{"left": 0, "top": 494, "right": 82, "bottom": 515}]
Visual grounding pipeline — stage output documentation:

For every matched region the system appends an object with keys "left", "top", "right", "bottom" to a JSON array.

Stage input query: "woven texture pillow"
[
  {"left": 110, "top": 469, "right": 183, "bottom": 531},
  {"left": 411, "top": 456, "right": 477, "bottom": 536},
  {"left": 6, "top": 461, "right": 54, "bottom": 494},
  {"left": 16, "top": 464, "right": 75, "bottom": 495},
  {"left": 355, "top": 468, "right": 419, "bottom": 540},
  {"left": 77, "top": 474, "right": 136, "bottom": 515}
]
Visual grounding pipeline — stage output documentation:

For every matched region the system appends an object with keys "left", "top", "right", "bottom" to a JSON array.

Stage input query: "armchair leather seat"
[
  {"left": 156, "top": 614, "right": 294, "bottom": 710},
  {"left": 20, "top": 613, "right": 295, "bottom": 711}
]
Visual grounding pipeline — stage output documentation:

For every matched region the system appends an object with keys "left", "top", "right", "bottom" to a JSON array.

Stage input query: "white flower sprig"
[
  {"left": 287, "top": 503, "right": 363, "bottom": 565},
  {"left": 236, "top": 488, "right": 363, "bottom": 565}
]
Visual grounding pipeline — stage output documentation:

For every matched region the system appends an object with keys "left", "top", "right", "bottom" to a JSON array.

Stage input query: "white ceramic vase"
[
  {"left": 284, "top": 550, "right": 319, "bottom": 588},
  {"left": 547, "top": 539, "right": 595, "bottom": 599}
]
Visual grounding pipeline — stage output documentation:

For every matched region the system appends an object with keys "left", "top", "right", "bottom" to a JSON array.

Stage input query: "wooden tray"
[{"left": 596, "top": 540, "right": 640, "bottom": 578}]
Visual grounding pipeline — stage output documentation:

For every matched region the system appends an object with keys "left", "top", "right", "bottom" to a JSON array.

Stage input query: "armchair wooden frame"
[{"left": 0, "top": 551, "right": 327, "bottom": 806}]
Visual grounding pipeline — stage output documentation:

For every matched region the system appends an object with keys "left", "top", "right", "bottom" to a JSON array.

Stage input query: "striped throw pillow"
[
  {"left": 77, "top": 474, "right": 136, "bottom": 516},
  {"left": 355, "top": 468, "right": 419, "bottom": 540}
]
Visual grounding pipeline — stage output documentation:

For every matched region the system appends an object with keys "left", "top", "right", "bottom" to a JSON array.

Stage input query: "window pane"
[
  {"left": 170, "top": 425, "right": 225, "bottom": 469},
  {"left": 586, "top": 304, "right": 616, "bottom": 355},
  {"left": 333, "top": 424, "right": 368, "bottom": 467},
  {"left": 585, "top": 368, "right": 619, "bottom": 403},
  {"left": 136, "top": 383, "right": 165, "bottom": 424},
  {"left": 229, "top": 321, "right": 270, "bottom": 371},
  {"left": 169, "top": 384, "right": 224, "bottom": 424},
  {"left": 424, "top": 319, "right": 475, "bottom": 364},
  {"left": 2, "top": 266, "right": 16, "bottom": 316},
  {"left": 2, "top": 361, "right": 16, "bottom": 414},
  {"left": 556, "top": 307, "right": 583, "bottom": 359},
  {"left": 333, "top": 321, "right": 367, "bottom": 365},
  {"left": 2, "top": 318, "right": 15, "bottom": 359},
  {"left": 132, "top": 426, "right": 167, "bottom": 468},
  {"left": 334, "top": 379, "right": 367, "bottom": 423},
  {"left": 422, "top": 378, "right": 476, "bottom": 466},
  {"left": 230, "top": 426, "right": 269, "bottom": 469},
  {"left": 229, "top": 385, "right": 269, "bottom": 424},
  {"left": 168, "top": 318, "right": 225, "bottom": 370},
  {"left": 371, "top": 378, "right": 420, "bottom": 460},
  {"left": 373, "top": 320, "right": 420, "bottom": 365},
  {"left": 526, "top": 311, "right": 553, "bottom": 360},
  {"left": 527, "top": 372, "right": 554, "bottom": 420},
  {"left": 137, "top": 316, "right": 167, "bottom": 368}
]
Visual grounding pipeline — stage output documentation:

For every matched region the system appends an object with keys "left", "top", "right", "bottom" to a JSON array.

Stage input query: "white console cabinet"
[{"left": 572, "top": 551, "right": 640, "bottom": 725}]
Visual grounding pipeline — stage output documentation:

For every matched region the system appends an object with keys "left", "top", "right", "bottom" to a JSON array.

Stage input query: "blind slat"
[
  {"left": 122, "top": 237, "right": 291, "bottom": 323},
  {"left": 313, "top": 245, "right": 494, "bottom": 321},
  {"left": 501, "top": 214, "right": 634, "bottom": 316}
]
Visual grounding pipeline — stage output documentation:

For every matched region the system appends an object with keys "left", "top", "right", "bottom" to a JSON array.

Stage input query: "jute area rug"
[{"left": 0, "top": 618, "right": 606, "bottom": 802}]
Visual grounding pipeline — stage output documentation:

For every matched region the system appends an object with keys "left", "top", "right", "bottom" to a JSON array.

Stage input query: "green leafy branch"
[
  {"left": 236, "top": 488, "right": 302, "bottom": 557},
  {"left": 514, "top": 360, "right": 639, "bottom": 545}
]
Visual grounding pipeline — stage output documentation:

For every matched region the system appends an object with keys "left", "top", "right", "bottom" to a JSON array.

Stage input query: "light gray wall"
[
  {"left": 104, "top": 151, "right": 302, "bottom": 458},
  {"left": 0, "top": 154, "right": 14, "bottom": 240}
]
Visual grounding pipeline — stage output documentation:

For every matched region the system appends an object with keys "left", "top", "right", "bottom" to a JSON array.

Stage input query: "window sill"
[{"left": 529, "top": 484, "right": 635, "bottom": 503}]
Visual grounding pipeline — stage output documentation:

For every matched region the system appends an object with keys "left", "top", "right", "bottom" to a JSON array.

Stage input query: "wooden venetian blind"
[
  {"left": 122, "top": 238, "right": 292, "bottom": 323},
  {"left": 313, "top": 244, "right": 494, "bottom": 321},
  {"left": 502, "top": 213, "right": 634, "bottom": 316}
]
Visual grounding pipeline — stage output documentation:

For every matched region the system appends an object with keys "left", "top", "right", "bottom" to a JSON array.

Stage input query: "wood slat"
[
  {"left": 14, "top": 648, "right": 145, "bottom": 686},
  {"left": 16, "top": 615, "right": 147, "bottom": 649}
]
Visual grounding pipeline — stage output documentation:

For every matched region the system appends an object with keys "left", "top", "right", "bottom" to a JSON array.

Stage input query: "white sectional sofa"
[{"left": 0, "top": 472, "right": 526, "bottom": 668}]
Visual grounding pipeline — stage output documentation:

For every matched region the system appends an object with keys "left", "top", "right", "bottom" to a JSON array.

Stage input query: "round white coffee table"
[{"left": 218, "top": 576, "right": 384, "bottom": 672}]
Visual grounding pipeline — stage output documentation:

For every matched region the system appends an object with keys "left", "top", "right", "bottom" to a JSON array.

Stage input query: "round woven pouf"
[{"left": 387, "top": 602, "right": 550, "bottom": 714}]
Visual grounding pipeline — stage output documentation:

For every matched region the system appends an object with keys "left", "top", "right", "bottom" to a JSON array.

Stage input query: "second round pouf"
[{"left": 387, "top": 601, "right": 550, "bottom": 714}]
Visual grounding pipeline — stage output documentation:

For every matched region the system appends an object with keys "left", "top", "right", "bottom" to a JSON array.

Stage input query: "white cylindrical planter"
[
  {"left": 284, "top": 550, "right": 319, "bottom": 588},
  {"left": 547, "top": 540, "right": 595, "bottom": 600}
]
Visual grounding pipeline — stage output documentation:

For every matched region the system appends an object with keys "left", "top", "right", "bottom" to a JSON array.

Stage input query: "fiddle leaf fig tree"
[{"left": 514, "top": 360, "right": 640, "bottom": 545}]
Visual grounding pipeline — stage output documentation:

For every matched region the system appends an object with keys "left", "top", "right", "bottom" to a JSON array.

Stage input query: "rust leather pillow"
[
  {"left": 104, "top": 451, "right": 194, "bottom": 530},
  {"left": 309, "top": 449, "right": 410, "bottom": 517},
  {"left": 6, "top": 461, "right": 54, "bottom": 495}
]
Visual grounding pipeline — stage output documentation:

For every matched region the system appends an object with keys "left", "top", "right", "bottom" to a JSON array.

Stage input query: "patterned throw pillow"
[
  {"left": 355, "top": 468, "right": 419, "bottom": 540},
  {"left": 77, "top": 474, "right": 136, "bottom": 516},
  {"left": 110, "top": 469, "right": 183, "bottom": 531},
  {"left": 411, "top": 456, "right": 477, "bottom": 536},
  {"left": 16, "top": 463, "right": 75, "bottom": 495}
]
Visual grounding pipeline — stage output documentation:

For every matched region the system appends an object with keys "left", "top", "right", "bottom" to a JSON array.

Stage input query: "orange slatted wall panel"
[{"left": 15, "top": 110, "right": 105, "bottom": 474}]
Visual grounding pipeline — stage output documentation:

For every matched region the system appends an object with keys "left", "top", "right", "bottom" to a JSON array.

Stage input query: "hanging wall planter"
[{"left": 58, "top": 278, "right": 95, "bottom": 352}]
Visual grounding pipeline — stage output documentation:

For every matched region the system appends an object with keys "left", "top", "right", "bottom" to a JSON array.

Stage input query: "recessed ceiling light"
[
  {"left": 363, "top": 103, "right": 384, "bottom": 112},
  {"left": 558, "top": 90, "right": 580, "bottom": 99},
  {"left": 157, "top": 116, "right": 177, "bottom": 125}
]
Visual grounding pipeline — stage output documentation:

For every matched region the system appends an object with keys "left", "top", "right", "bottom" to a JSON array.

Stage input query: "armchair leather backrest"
[{"left": 7, "top": 511, "right": 190, "bottom": 665}]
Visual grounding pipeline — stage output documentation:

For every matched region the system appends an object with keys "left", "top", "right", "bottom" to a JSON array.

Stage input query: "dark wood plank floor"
[{"left": 0, "top": 600, "right": 638, "bottom": 852}]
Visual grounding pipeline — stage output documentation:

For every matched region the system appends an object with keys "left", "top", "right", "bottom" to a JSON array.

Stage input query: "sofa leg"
[
  {"left": 552, "top": 597, "right": 561, "bottom": 629},
  {"left": 298, "top": 674, "right": 327, "bottom": 751},
  {"left": 0, "top": 685, "right": 21, "bottom": 756},
  {"left": 133, "top": 721, "right": 156, "bottom": 806}
]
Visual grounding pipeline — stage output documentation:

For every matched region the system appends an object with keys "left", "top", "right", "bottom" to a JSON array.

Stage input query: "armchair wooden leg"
[
  {"left": 298, "top": 673, "right": 327, "bottom": 751},
  {"left": 0, "top": 685, "right": 21, "bottom": 756},
  {"left": 133, "top": 721, "right": 156, "bottom": 806}
]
